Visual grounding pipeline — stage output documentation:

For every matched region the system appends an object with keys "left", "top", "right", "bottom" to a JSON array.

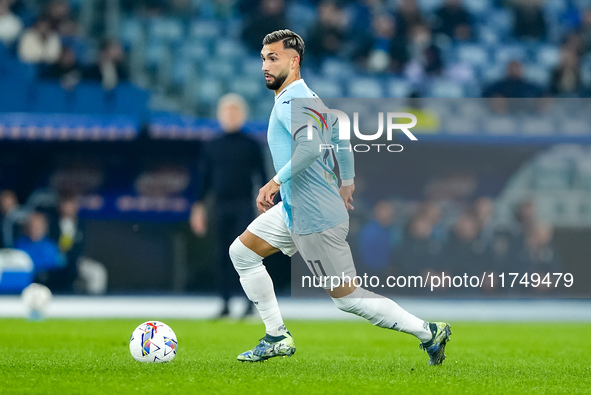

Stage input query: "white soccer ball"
[
  {"left": 129, "top": 321, "right": 178, "bottom": 363},
  {"left": 21, "top": 283, "right": 53, "bottom": 318}
]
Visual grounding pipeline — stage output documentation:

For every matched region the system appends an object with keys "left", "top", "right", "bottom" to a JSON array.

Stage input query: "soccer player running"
[{"left": 229, "top": 29, "right": 451, "bottom": 365}]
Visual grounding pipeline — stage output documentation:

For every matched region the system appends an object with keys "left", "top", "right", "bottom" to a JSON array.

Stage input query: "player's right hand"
[{"left": 257, "top": 179, "right": 280, "bottom": 212}]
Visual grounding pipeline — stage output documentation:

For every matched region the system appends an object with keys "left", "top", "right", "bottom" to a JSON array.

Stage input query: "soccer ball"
[
  {"left": 21, "top": 283, "right": 52, "bottom": 320},
  {"left": 129, "top": 321, "right": 178, "bottom": 363}
]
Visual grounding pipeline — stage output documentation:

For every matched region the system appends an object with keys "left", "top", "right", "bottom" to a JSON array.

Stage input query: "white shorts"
[
  {"left": 247, "top": 202, "right": 297, "bottom": 257},
  {"left": 246, "top": 202, "right": 356, "bottom": 288}
]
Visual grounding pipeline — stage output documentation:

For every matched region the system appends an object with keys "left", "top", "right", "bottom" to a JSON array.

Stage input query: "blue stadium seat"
[
  {"left": 523, "top": 63, "right": 550, "bottom": 86},
  {"left": 417, "top": 0, "right": 443, "bottom": 13},
  {"left": 146, "top": 41, "right": 169, "bottom": 70},
  {"left": 427, "top": 79, "right": 465, "bottom": 98},
  {"left": 477, "top": 25, "right": 500, "bottom": 45},
  {"left": 171, "top": 57, "right": 197, "bottom": 88},
  {"left": 287, "top": 2, "right": 317, "bottom": 36},
  {"left": 203, "top": 59, "right": 235, "bottom": 79},
  {"left": 455, "top": 44, "right": 490, "bottom": 68},
  {"left": 189, "top": 20, "right": 221, "bottom": 40},
  {"left": 321, "top": 58, "right": 354, "bottom": 78},
  {"left": 481, "top": 64, "right": 505, "bottom": 84},
  {"left": 31, "top": 82, "right": 72, "bottom": 113},
  {"left": 216, "top": 39, "right": 246, "bottom": 60},
  {"left": 484, "top": 9, "right": 513, "bottom": 40},
  {"left": 148, "top": 18, "right": 184, "bottom": 44},
  {"left": 228, "top": 78, "right": 262, "bottom": 101},
  {"left": 520, "top": 115, "right": 556, "bottom": 135},
  {"left": 387, "top": 79, "right": 412, "bottom": 98},
  {"left": 494, "top": 44, "right": 528, "bottom": 64},
  {"left": 242, "top": 56, "right": 263, "bottom": 78},
  {"left": 482, "top": 115, "right": 518, "bottom": 135},
  {"left": 463, "top": 0, "right": 493, "bottom": 19},
  {"left": 347, "top": 77, "right": 384, "bottom": 98},
  {"left": 195, "top": 79, "right": 223, "bottom": 107},
  {"left": 73, "top": 83, "right": 107, "bottom": 114},
  {"left": 535, "top": 44, "right": 561, "bottom": 68},
  {"left": 120, "top": 17, "right": 145, "bottom": 47},
  {"left": 306, "top": 77, "right": 344, "bottom": 98}
]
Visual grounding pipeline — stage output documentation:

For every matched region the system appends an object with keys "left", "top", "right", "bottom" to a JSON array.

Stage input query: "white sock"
[
  {"left": 229, "top": 238, "right": 287, "bottom": 337},
  {"left": 332, "top": 287, "right": 432, "bottom": 342}
]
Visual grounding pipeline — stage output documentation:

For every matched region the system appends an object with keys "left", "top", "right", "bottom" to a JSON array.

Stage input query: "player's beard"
[{"left": 265, "top": 68, "right": 289, "bottom": 91}]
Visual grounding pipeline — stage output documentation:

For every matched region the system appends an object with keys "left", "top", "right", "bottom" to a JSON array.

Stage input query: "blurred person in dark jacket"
[
  {"left": 15, "top": 212, "right": 64, "bottom": 286},
  {"left": 83, "top": 39, "right": 128, "bottom": 90},
  {"left": 242, "top": 0, "right": 287, "bottom": 52},
  {"left": 40, "top": 47, "right": 82, "bottom": 90},
  {"left": 516, "top": 222, "right": 563, "bottom": 294},
  {"left": 0, "top": 189, "right": 20, "bottom": 248},
  {"left": 483, "top": 60, "right": 545, "bottom": 99},
  {"left": 511, "top": 0, "right": 546, "bottom": 41},
  {"left": 46, "top": 194, "right": 85, "bottom": 293},
  {"left": 306, "top": 1, "right": 347, "bottom": 62},
  {"left": 432, "top": 0, "right": 473, "bottom": 41},
  {"left": 393, "top": 0, "right": 424, "bottom": 39},
  {"left": 190, "top": 93, "right": 267, "bottom": 318},
  {"left": 550, "top": 48, "right": 583, "bottom": 97},
  {"left": 357, "top": 200, "right": 401, "bottom": 275}
]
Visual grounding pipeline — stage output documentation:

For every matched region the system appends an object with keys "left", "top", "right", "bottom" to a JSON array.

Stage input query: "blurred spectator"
[
  {"left": 471, "top": 196, "right": 495, "bottom": 243},
  {"left": 83, "top": 39, "right": 128, "bottom": 90},
  {"left": 483, "top": 60, "right": 545, "bottom": 98},
  {"left": 514, "top": 199, "right": 537, "bottom": 237},
  {"left": 0, "top": 189, "right": 19, "bottom": 248},
  {"left": 443, "top": 213, "right": 489, "bottom": 277},
  {"left": 365, "top": 14, "right": 408, "bottom": 74},
  {"left": 45, "top": 0, "right": 71, "bottom": 32},
  {"left": 522, "top": 222, "right": 562, "bottom": 275},
  {"left": 58, "top": 19, "right": 86, "bottom": 60},
  {"left": 511, "top": 0, "right": 546, "bottom": 41},
  {"left": 40, "top": 47, "right": 82, "bottom": 90},
  {"left": 562, "top": 31, "right": 584, "bottom": 57},
  {"left": 357, "top": 200, "right": 401, "bottom": 272},
  {"left": 18, "top": 17, "right": 61, "bottom": 64},
  {"left": 404, "top": 24, "right": 444, "bottom": 81},
  {"left": 0, "top": 0, "right": 23, "bottom": 47},
  {"left": 394, "top": 0, "right": 424, "bottom": 39},
  {"left": 190, "top": 94, "right": 266, "bottom": 318},
  {"left": 306, "top": 1, "right": 347, "bottom": 62},
  {"left": 550, "top": 48, "right": 583, "bottom": 97},
  {"left": 432, "top": 0, "right": 473, "bottom": 41},
  {"left": 46, "top": 194, "right": 84, "bottom": 293},
  {"left": 242, "top": 0, "right": 287, "bottom": 52},
  {"left": 398, "top": 215, "right": 438, "bottom": 278},
  {"left": 580, "top": 8, "right": 591, "bottom": 53},
  {"left": 15, "top": 212, "right": 64, "bottom": 285}
]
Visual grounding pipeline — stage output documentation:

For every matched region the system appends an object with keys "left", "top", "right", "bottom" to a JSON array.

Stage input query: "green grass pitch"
[{"left": 1, "top": 319, "right": 590, "bottom": 394}]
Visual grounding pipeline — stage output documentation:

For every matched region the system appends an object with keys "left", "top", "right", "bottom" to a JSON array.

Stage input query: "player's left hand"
[
  {"left": 257, "top": 179, "right": 280, "bottom": 212},
  {"left": 340, "top": 184, "right": 355, "bottom": 210}
]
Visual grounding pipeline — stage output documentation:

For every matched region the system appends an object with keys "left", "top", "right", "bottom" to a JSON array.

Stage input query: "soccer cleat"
[
  {"left": 419, "top": 322, "right": 452, "bottom": 366},
  {"left": 237, "top": 332, "right": 296, "bottom": 362}
]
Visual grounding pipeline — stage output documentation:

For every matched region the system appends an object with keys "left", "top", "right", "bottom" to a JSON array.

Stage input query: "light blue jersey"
[{"left": 267, "top": 79, "right": 355, "bottom": 235}]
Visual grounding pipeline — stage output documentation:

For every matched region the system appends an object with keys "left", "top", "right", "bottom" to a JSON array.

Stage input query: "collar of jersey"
[{"left": 275, "top": 79, "right": 306, "bottom": 102}]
